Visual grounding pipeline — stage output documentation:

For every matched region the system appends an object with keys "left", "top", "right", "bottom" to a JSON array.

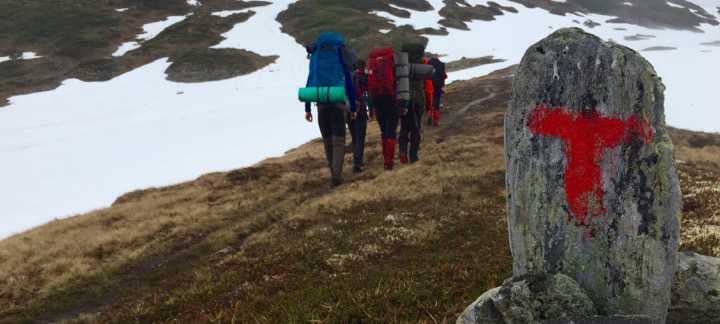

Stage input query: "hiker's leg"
[
  {"left": 322, "top": 136, "right": 333, "bottom": 169},
  {"left": 385, "top": 137, "right": 396, "bottom": 170},
  {"left": 373, "top": 100, "right": 387, "bottom": 139},
  {"left": 433, "top": 88, "right": 442, "bottom": 126},
  {"left": 346, "top": 113, "right": 357, "bottom": 150},
  {"left": 318, "top": 107, "right": 334, "bottom": 170},
  {"left": 409, "top": 103, "right": 422, "bottom": 162},
  {"left": 329, "top": 107, "right": 346, "bottom": 182},
  {"left": 354, "top": 105, "right": 368, "bottom": 168},
  {"left": 386, "top": 105, "right": 401, "bottom": 140},
  {"left": 384, "top": 104, "right": 401, "bottom": 170},
  {"left": 374, "top": 102, "right": 390, "bottom": 168},
  {"left": 398, "top": 110, "right": 410, "bottom": 155}
]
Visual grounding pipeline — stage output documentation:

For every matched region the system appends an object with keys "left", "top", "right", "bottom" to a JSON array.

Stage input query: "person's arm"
[
  {"left": 339, "top": 49, "right": 357, "bottom": 116},
  {"left": 344, "top": 69, "right": 357, "bottom": 113},
  {"left": 305, "top": 59, "right": 312, "bottom": 115}
]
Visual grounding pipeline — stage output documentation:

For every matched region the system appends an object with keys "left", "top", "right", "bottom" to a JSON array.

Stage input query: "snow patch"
[
  {"left": 115, "top": 8, "right": 129, "bottom": 12},
  {"left": 112, "top": 42, "right": 140, "bottom": 57},
  {"left": 24, "top": 52, "right": 43, "bottom": 59},
  {"left": 371, "top": 1, "right": 442, "bottom": 30},
  {"left": 0, "top": 52, "right": 42, "bottom": 62},
  {"left": 212, "top": 9, "right": 251, "bottom": 17},
  {"left": 137, "top": 15, "right": 188, "bottom": 41},
  {"left": 666, "top": 1, "right": 685, "bottom": 9},
  {"left": 112, "top": 15, "right": 189, "bottom": 57}
]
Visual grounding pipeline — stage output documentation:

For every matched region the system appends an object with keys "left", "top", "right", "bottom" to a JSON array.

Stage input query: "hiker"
[
  {"left": 398, "top": 43, "right": 433, "bottom": 164},
  {"left": 347, "top": 59, "right": 369, "bottom": 173},
  {"left": 427, "top": 55, "right": 447, "bottom": 126},
  {"left": 423, "top": 58, "right": 435, "bottom": 126},
  {"left": 368, "top": 47, "right": 401, "bottom": 170},
  {"left": 303, "top": 32, "right": 357, "bottom": 188}
]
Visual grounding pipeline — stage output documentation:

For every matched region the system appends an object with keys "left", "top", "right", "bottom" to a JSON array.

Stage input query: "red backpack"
[{"left": 368, "top": 47, "right": 395, "bottom": 98}]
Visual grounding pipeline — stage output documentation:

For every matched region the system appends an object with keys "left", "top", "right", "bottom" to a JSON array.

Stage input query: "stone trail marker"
[{"left": 505, "top": 28, "right": 681, "bottom": 322}]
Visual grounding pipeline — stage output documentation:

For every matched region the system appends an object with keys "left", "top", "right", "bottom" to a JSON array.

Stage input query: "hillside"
[
  {"left": 1, "top": 66, "right": 719, "bottom": 322},
  {"left": 2, "top": 0, "right": 717, "bottom": 106}
]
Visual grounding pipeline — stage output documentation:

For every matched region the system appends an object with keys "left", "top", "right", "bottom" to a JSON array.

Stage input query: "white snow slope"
[{"left": 0, "top": 0, "right": 718, "bottom": 239}]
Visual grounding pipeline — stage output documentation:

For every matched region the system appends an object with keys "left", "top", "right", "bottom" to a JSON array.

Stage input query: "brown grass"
[
  {"left": 0, "top": 66, "right": 718, "bottom": 322},
  {"left": 666, "top": 128, "right": 720, "bottom": 256}
]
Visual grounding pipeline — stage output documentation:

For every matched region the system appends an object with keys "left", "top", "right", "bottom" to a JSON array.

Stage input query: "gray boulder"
[
  {"left": 459, "top": 252, "right": 720, "bottom": 324},
  {"left": 505, "top": 27, "right": 681, "bottom": 322},
  {"left": 541, "top": 315, "right": 653, "bottom": 323},
  {"left": 667, "top": 252, "right": 720, "bottom": 323},
  {"left": 457, "top": 287, "right": 502, "bottom": 324},
  {"left": 457, "top": 273, "right": 597, "bottom": 323}
]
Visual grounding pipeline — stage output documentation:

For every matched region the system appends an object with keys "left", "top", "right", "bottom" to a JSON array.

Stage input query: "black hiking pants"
[
  {"left": 318, "top": 105, "right": 346, "bottom": 180},
  {"left": 346, "top": 103, "right": 368, "bottom": 167},
  {"left": 433, "top": 87, "right": 442, "bottom": 111},
  {"left": 399, "top": 101, "right": 423, "bottom": 161},
  {"left": 372, "top": 95, "right": 400, "bottom": 140}
]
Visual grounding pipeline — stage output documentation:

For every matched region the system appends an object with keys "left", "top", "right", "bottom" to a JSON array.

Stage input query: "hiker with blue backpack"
[{"left": 299, "top": 32, "right": 357, "bottom": 188}]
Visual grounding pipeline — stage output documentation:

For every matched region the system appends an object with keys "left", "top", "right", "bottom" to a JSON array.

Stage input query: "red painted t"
[{"left": 527, "top": 105, "right": 652, "bottom": 226}]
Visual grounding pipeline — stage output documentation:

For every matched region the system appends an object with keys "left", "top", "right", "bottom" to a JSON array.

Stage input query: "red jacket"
[{"left": 423, "top": 58, "right": 434, "bottom": 111}]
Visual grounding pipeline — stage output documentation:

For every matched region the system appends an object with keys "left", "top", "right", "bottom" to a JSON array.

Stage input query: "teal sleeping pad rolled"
[{"left": 298, "top": 86, "right": 346, "bottom": 103}]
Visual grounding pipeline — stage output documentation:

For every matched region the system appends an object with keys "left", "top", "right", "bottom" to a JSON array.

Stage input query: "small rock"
[{"left": 215, "top": 246, "right": 236, "bottom": 255}]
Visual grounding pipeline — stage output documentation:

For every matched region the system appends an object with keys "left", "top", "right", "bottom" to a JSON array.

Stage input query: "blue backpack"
[{"left": 307, "top": 32, "right": 347, "bottom": 88}]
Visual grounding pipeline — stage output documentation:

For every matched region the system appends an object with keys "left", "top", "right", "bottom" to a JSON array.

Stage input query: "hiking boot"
[
  {"left": 330, "top": 178, "right": 343, "bottom": 188},
  {"left": 399, "top": 153, "right": 408, "bottom": 164},
  {"left": 352, "top": 165, "right": 363, "bottom": 173},
  {"left": 410, "top": 156, "right": 419, "bottom": 163}
]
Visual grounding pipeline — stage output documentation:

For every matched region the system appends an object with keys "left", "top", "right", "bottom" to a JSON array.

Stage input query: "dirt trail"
[{"left": 435, "top": 84, "right": 497, "bottom": 140}]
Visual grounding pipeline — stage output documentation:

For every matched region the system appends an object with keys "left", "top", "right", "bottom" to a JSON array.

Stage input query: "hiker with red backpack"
[
  {"left": 398, "top": 43, "right": 433, "bottom": 164},
  {"left": 427, "top": 55, "right": 447, "bottom": 126},
  {"left": 347, "top": 59, "right": 369, "bottom": 173},
  {"left": 300, "top": 32, "right": 357, "bottom": 188},
  {"left": 368, "top": 46, "right": 401, "bottom": 170}
]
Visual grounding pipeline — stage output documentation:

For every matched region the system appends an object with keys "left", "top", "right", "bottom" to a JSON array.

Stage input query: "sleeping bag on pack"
[{"left": 408, "top": 63, "right": 435, "bottom": 80}]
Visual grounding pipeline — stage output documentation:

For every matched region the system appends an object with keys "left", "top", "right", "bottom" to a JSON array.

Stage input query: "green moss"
[
  {"left": 20, "top": 5, "right": 114, "bottom": 42},
  {"left": 652, "top": 141, "right": 674, "bottom": 196}
]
